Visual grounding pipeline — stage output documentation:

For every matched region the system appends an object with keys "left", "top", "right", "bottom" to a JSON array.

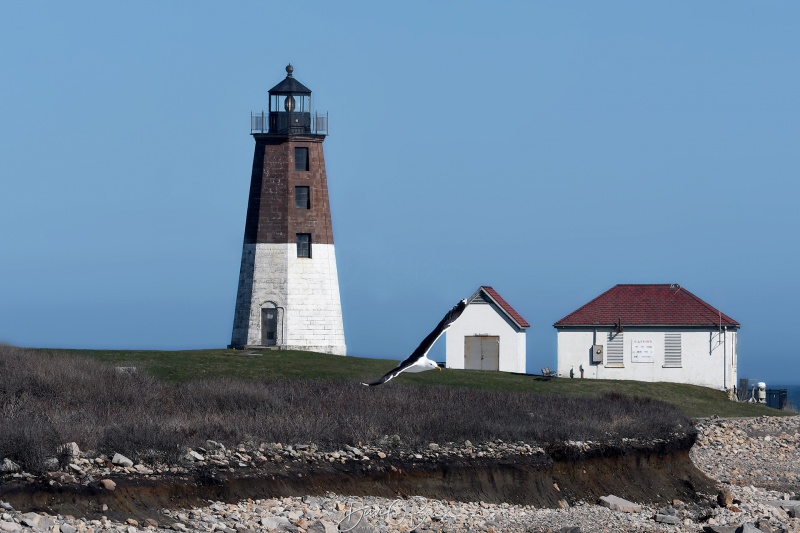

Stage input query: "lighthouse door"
[{"left": 261, "top": 308, "right": 278, "bottom": 346}]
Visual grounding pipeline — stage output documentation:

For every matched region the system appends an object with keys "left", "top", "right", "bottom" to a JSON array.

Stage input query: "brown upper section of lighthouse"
[{"left": 243, "top": 134, "right": 335, "bottom": 246}]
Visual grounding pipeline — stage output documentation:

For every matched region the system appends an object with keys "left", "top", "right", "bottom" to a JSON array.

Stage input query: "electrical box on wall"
[{"left": 591, "top": 344, "right": 603, "bottom": 364}]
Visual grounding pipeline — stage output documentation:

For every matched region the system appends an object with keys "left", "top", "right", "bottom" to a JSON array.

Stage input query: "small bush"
[{"left": 0, "top": 413, "right": 60, "bottom": 474}]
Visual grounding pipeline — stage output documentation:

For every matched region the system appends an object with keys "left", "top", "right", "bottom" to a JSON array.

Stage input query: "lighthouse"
[{"left": 230, "top": 65, "right": 346, "bottom": 355}]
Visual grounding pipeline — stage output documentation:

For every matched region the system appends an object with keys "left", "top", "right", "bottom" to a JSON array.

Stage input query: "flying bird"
[{"left": 361, "top": 298, "right": 468, "bottom": 387}]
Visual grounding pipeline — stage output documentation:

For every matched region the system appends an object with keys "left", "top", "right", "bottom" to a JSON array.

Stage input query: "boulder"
[
  {"left": 111, "top": 453, "right": 134, "bottom": 467},
  {"left": 185, "top": 450, "right": 204, "bottom": 462},
  {"left": 656, "top": 514, "right": 681, "bottom": 525},
  {"left": 718, "top": 489, "right": 734, "bottom": 507},
  {"left": 260, "top": 516, "right": 296, "bottom": 531},
  {"left": 337, "top": 514, "right": 378, "bottom": 533},
  {"left": 0, "top": 459, "right": 20, "bottom": 473},
  {"left": 60, "top": 442, "right": 80, "bottom": 461},
  {"left": 598, "top": 495, "right": 641, "bottom": 513},
  {"left": 737, "top": 524, "right": 764, "bottom": 533}
]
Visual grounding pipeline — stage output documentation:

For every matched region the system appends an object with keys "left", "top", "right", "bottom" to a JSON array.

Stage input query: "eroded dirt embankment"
[{"left": 0, "top": 437, "right": 716, "bottom": 523}]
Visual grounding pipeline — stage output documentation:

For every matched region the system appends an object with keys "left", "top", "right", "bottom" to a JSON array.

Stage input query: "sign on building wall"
[{"left": 631, "top": 339, "right": 654, "bottom": 363}]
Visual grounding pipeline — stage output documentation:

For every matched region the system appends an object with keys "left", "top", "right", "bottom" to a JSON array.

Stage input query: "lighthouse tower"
[{"left": 230, "top": 65, "right": 346, "bottom": 355}]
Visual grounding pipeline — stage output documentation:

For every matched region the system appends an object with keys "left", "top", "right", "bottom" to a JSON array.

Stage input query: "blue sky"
[{"left": 2, "top": 2, "right": 798, "bottom": 385}]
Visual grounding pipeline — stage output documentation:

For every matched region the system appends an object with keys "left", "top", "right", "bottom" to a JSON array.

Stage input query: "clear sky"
[{"left": 2, "top": 2, "right": 798, "bottom": 385}]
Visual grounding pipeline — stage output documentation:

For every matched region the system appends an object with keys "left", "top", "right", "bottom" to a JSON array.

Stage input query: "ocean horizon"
[{"left": 771, "top": 384, "right": 800, "bottom": 411}]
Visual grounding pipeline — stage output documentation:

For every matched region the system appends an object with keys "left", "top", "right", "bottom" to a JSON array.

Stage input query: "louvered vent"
[
  {"left": 664, "top": 332, "right": 682, "bottom": 367},
  {"left": 607, "top": 332, "right": 624, "bottom": 366},
  {"left": 472, "top": 292, "right": 491, "bottom": 304}
]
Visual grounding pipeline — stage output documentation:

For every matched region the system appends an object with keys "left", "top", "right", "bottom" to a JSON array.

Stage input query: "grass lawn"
[{"left": 38, "top": 347, "right": 791, "bottom": 419}]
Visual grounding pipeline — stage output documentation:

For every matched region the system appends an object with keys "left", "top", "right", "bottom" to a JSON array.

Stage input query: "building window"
[
  {"left": 606, "top": 332, "right": 624, "bottom": 367},
  {"left": 295, "top": 186, "right": 310, "bottom": 209},
  {"left": 296, "top": 233, "right": 311, "bottom": 258},
  {"left": 664, "top": 332, "right": 682, "bottom": 367},
  {"left": 295, "top": 147, "right": 309, "bottom": 171}
]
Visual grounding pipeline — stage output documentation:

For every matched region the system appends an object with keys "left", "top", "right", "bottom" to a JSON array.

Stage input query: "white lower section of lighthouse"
[{"left": 230, "top": 243, "right": 346, "bottom": 355}]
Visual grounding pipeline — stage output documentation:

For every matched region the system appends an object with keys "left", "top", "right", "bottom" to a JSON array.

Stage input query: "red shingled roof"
[
  {"left": 553, "top": 284, "right": 739, "bottom": 328},
  {"left": 474, "top": 286, "right": 530, "bottom": 328}
]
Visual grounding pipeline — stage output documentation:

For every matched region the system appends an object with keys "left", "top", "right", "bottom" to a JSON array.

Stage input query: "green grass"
[{"left": 37, "top": 347, "right": 792, "bottom": 419}]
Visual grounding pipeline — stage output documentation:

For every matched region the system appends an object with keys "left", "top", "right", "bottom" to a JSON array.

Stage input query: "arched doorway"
[{"left": 261, "top": 304, "right": 281, "bottom": 346}]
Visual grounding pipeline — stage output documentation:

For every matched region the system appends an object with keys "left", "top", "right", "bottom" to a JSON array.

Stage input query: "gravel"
[{"left": 0, "top": 416, "right": 797, "bottom": 532}]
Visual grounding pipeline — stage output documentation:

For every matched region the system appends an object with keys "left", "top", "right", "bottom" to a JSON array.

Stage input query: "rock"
[
  {"left": 755, "top": 519, "right": 774, "bottom": 533},
  {"left": 206, "top": 440, "right": 226, "bottom": 451},
  {"left": 337, "top": 513, "right": 379, "bottom": 533},
  {"left": 20, "top": 513, "right": 40, "bottom": 527},
  {"left": 185, "top": 450, "right": 204, "bottom": 462},
  {"left": 112, "top": 453, "right": 134, "bottom": 467},
  {"left": 598, "top": 495, "right": 641, "bottom": 513},
  {"left": 61, "top": 525, "right": 77, "bottom": 533},
  {"left": 260, "top": 516, "right": 295, "bottom": 531},
  {"left": 0, "top": 521, "right": 20, "bottom": 532},
  {"left": 133, "top": 464, "right": 153, "bottom": 474},
  {"left": 307, "top": 520, "right": 338, "bottom": 533},
  {"left": 100, "top": 479, "right": 116, "bottom": 491},
  {"left": 737, "top": 524, "right": 764, "bottom": 533},
  {"left": 60, "top": 442, "right": 80, "bottom": 461},
  {"left": 655, "top": 514, "right": 681, "bottom": 524},
  {"left": 769, "top": 500, "right": 800, "bottom": 509},
  {"left": 428, "top": 443, "right": 439, "bottom": 451},
  {"left": 48, "top": 472, "right": 77, "bottom": 484},
  {"left": 719, "top": 488, "right": 734, "bottom": 507},
  {"left": 0, "top": 459, "right": 20, "bottom": 473},
  {"left": 171, "top": 523, "right": 187, "bottom": 531},
  {"left": 703, "top": 527, "right": 740, "bottom": 533},
  {"left": 345, "top": 446, "right": 364, "bottom": 457}
]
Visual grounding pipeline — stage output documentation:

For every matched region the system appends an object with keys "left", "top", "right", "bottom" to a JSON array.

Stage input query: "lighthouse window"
[
  {"left": 296, "top": 233, "right": 312, "bottom": 258},
  {"left": 294, "top": 147, "right": 309, "bottom": 171},
  {"left": 295, "top": 186, "right": 310, "bottom": 209}
]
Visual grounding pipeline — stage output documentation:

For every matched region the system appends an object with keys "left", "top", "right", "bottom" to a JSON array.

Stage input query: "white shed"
[
  {"left": 553, "top": 284, "right": 740, "bottom": 391},
  {"left": 445, "top": 286, "right": 529, "bottom": 373}
]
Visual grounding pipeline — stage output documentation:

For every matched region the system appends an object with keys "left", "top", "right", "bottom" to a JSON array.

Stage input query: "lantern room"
[{"left": 267, "top": 64, "right": 312, "bottom": 135}]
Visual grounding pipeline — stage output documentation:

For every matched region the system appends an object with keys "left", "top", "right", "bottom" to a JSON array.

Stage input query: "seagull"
[{"left": 361, "top": 298, "right": 468, "bottom": 387}]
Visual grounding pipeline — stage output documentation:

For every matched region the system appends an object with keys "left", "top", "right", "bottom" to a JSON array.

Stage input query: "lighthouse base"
[{"left": 230, "top": 243, "right": 346, "bottom": 355}]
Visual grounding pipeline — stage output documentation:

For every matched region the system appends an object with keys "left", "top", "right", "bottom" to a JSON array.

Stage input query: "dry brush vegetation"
[{"left": 0, "top": 345, "right": 693, "bottom": 473}]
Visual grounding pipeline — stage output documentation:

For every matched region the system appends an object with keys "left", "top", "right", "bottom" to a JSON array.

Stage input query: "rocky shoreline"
[{"left": 1, "top": 416, "right": 798, "bottom": 532}]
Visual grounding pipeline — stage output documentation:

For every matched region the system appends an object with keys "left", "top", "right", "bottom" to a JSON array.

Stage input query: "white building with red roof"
[
  {"left": 445, "top": 286, "right": 529, "bottom": 373},
  {"left": 553, "top": 284, "right": 740, "bottom": 391}
]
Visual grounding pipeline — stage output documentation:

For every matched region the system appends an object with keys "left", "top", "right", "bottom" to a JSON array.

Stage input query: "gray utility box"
[{"left": 591, "top": 344, "right": 604, "bottom": 364}]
